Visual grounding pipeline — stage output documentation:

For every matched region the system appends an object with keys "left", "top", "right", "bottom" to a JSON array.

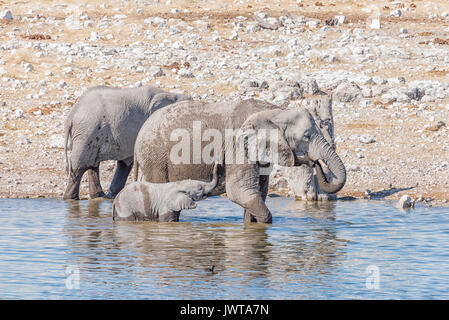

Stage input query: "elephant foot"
[
  {"left": 89, "top": 191, "right": 106, "bottom": 199},
  {"left": 104, "top": 191, "right": 117, "bottom": 199},
  {"left": 63, "top": 188, "right": 80, "bottom": 200},
  {"left": 63, "top": 194, "right": 79, "bottom": 201},
  {"left": 244, "top": 210, "right": 257, "bottom": 223},
  {"left": 317, "top": 193, "right": 337, "bottom": 201},
  {"left": 243, "top": 197, "right": 272, "bottom": 224}
]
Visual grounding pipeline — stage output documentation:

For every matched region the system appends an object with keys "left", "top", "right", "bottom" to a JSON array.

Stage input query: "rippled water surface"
[{"left": 0, "top": 197, "right": 448, "bottom": 299}]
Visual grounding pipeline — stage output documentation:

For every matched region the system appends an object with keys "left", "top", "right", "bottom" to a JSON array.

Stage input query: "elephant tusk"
[
  {"left": 318, "top": 159, "right": 328, "bottom": 172},
  {"left": 294, "top": 154, "right": 316, "bottom": 168}
]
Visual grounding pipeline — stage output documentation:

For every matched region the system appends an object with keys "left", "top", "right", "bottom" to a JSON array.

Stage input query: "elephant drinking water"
[{"left": 133, "top": 99, "right": 346, "bottom": 224}]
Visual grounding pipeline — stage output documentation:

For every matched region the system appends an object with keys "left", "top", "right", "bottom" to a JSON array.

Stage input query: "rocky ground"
[{"left": 0, "top": 0, "right": 448, "bottom": 206}]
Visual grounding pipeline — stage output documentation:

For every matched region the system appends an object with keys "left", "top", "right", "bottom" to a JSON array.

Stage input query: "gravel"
[{"left": 0, "top": 0, "right": 448, "bottom": 204}]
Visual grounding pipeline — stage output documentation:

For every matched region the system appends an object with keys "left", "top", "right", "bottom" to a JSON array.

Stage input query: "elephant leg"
[
  {"left": 244, "top": 175, "right": 269, "bottom": 223},
  {"left": 226, "top": 165, "right": 272, "bottom": 224},
  {"left": 87, "top": 165, "right": 105, "bottom": 199},
  {"left": 63, "top": 167, "right": 88, "bottom": 200},
  {"left": 242, "top": 195, "right": 272, "bottom": 224},
  {"left": 159, "top": 211, "right": 180, "bottom": 222},
  {"left": 105, "top": 160, "right": 133, "bottom": 198}
]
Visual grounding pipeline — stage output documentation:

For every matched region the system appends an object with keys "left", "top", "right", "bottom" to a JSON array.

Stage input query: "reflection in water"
[
  {"left": 267, "top": 199, "right": 344, "bottom": 290},
  {"left": 2, "top": 198, "right": 449, "bottom": 299},
  {"left": 63, "top": 197, "right": 345, "bottom": 298}
]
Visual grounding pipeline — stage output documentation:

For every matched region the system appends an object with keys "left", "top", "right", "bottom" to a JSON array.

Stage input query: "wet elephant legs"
[
  {"left": 64, "top": 166, "right": 104, "bottom": 200},
  {"left": 63, "top": 167, "right": 89, "bottom": 200},
  {"left": 244, "top": 175, "right": 270, "bottom": 223},
  {"left": 64, "top": 160, "right": 133, "bottom": 200},
  {"left": 106, "top": 160, "right": 133, "bottom": 198},
  {"left": 88, "top": 166, "right": 105, "bottom": 199}
]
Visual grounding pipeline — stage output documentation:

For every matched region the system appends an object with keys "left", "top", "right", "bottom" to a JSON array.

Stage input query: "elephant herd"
[{"left": 63, "top": 85, "right": 347, "bottom": 224}]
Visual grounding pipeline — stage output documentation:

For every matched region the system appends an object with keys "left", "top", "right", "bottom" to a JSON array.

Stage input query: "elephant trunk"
[
  {"left": 203, "top": 163, "right": 219, "bottom": 194},
  {"left": 309, "top": 134, "right": 346, "bottom": 194}
]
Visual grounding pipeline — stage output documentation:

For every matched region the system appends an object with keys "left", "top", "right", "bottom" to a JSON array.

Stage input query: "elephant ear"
[
  {"left": 149, "top": 93, "right": 185, "bottom": 113},
  {"left": 236, "top": 111, "right": 295, "bottom": 167},
  {"left": 168, "top": 192, "right": 197, "bottom": 212}
]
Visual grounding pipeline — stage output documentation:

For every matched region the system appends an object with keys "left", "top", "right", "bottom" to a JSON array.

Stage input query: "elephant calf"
[
  {"left": 63, "top": 85, "right": 190, "bottom": 200},
  {"left": 112, "top": 163, "right": 219, "bottom": 222}
]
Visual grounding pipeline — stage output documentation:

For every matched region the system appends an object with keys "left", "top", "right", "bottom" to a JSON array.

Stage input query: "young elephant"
[
  {"left": 63, "top": 85, "right": 190, "bottom": 200},
  {"left": 112, "top": 163, "right": 219, "bottom": 222}
]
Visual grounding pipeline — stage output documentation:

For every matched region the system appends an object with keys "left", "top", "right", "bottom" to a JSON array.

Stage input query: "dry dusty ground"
[{"left": 0, "top": 0, "right": 448, "bottom": 207}]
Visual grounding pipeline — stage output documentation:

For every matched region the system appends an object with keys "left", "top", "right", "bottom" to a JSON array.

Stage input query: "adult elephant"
[
  {"left": 63, "top": 85, "right": 190, "bottom": 200},
  {"left": 133, "top": 99, "right": 346, "bottom": 223}
]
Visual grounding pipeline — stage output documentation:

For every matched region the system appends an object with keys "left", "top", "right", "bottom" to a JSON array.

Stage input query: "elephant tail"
[
  {"left": 112, "top": 203, "right": 116, "bottom": 221},
  {"left": 64, "top": 119, "right": 73, "bottom": 178}
]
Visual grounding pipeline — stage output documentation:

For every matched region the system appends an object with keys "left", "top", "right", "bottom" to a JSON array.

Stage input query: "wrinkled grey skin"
[
  {"left": 113, "top": 163, "right": 219, "bottom": 222},
  {"left": 284, "top": 93, "right": 338, "bottom": 201},
  {"left": 133, "top": 99, "right": 346, "bottom": 224},
  {"left": 63, "top": 85, "right": 190, "bottom": 200}
]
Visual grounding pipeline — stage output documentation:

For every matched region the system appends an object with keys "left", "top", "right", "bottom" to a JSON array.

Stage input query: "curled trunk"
[{"left": 308, "top": 135, "right": 346, "bottom": 194}]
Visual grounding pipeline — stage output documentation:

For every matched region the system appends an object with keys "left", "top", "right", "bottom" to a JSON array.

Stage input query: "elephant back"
[{"left": 133, "top": 99, "right": 281, "bottom": 185}]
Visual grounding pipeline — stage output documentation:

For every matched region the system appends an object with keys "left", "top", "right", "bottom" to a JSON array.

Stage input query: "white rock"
[
  {"left": 246, "top": 23, "right": 260, "bottom": 33},
  {"left": 239, "top": 79, "right": 259, "bottom": 89},
  {"left": 334, "top": 15, "right": 346, "bottom": 25},
  {"left": 113, "top": 14, "right": 127, "bottom": 20},
  {"left": 298, "top": 79, "right": 319, "bottom": 95},
  {"left": 62, "top": 67, "right": 73, "bottom": 74},
  {"left": 372, "top": 76, "right": 386, "bottom": 85},
  {"left": 172, "top": 41, "right": 184, "bottom": 50},
  {"left": 335, "top": 82, "right": 362, "bottom": 102},
  {"left": 396, "top": 195, "right": 415, "bottom": 210},
  {"left": 400, "top": 28, "right": 408, "bottom": 34},
  {"left": 178, "top": 68, "right": 194, "bottom": 78},
  {"left": 269, "top": 45, "right": 282, "bottom": 56},
  {"left": 276, "top": 86, "right": 303, "bottom": 101},
  {"left": 359, "top": 99, "right": 373, "bottom": 108},
  {"left": 14, "top": 109, "right": 24, "bottom": 119},
  {"left": 148, "top": 66, "right": 164, "bottom": 77},
  {"left": 369, "top": 18, "right": 381, "bottom": 29},
  {"left": 48, "top": 135, "right": 65, "bottom": 149},
  {"left": 1, "top": 10, "right": 13, "bottom": 20},
  {"left": 347, "top": 164, "right": 361, "bottom": 172},
  {"left": 89, "top": 32, "right": 101, "bottom": 42},
  {"left": 135, "top": 66, "right": 145, "bottom": 73},
  {"left": 307, "top": 20, "right": 319, "bottom": 28},
  {"left": 390, "top": 9, "right": 402, "bottom": 17},
  {"left": 23, "top": 63, "right": 34, "bottom": 73},
  {"left": 144, "top": 17, "right": 166, "bottom": 27},
  {"left": 229, "top": 30, "right": 239, "bottom": 40},
  {"left": 359, "top": 134, "right": 376, "bottom": 144}
]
